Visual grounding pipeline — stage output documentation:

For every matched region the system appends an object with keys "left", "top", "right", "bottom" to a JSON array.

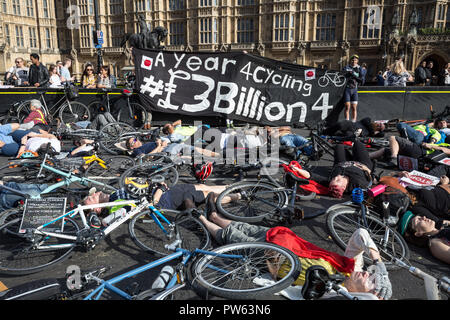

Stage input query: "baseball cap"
[{"left": 350, "top": 54, "right": 360, "bottom": 60}]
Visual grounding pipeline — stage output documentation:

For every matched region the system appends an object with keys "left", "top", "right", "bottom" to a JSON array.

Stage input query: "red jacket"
[{"left": 266, "top": 226, "right": 355, "bottom": 274}]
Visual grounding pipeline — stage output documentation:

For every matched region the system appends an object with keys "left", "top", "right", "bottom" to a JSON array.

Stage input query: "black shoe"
[
  {"left": 203, "top": 192, "right": 217, "bottom": 220},
  {"left": 88, "top": 213, "right": 102, "bottom": 229}
]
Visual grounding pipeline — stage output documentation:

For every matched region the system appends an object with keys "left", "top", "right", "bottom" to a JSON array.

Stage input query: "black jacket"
[
  {"left": 414, "top": 66, "right": 427, "bottom": 84},
  {"left": 343, "top": 65, "right": 363, "bottom": 89},
  {"left": 28, "top": 63, "right": 50, "bottom": 87}
]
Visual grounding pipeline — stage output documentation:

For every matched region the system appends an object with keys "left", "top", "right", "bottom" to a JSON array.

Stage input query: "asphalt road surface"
[{"left": 0, "top": 127, "right": 448, "bottom": 303}]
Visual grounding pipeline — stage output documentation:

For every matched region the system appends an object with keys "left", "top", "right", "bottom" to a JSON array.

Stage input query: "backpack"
[{"left": 370, "top": 184, "right": 411, "bottom": 225}]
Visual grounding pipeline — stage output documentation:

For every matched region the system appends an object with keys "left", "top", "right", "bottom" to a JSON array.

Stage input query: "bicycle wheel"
[
  {"left": 59, "top": 101, "right": 91, "bottom": 124},
  {"left": 117, "top": 102, "right": 149, "bottom": 129},
  {"left": 215, "top": 181, "right": 288, "bottom": 223},
  {"left": 0, "top": 160, "right": 56, "bottom": 184},
  {"left": 129, "top": 209, "right": 210, "bottom": 257},
  {"left": 326, "top": 204, "right": 410, "bottom": 271},
  {"left": 188, "top": 242, "right": 301, "bottom": 300},
  {"left": 98, "top": 122, "right": 135, "bottom": 155},
  {"left": 258, "top": 157, "right": 290, "bottom": 186},
  {"left": 16, "top": 100, "right": 49, "bottom": 123},
  {"left": 119, "top": 162, "right": 179, "bottom": 197},
  {"left": 0, "top": 209, "right": 79, "bottom": 275},
  {"left": 84, "top": 155, "right": 135, "bottom": 187}
]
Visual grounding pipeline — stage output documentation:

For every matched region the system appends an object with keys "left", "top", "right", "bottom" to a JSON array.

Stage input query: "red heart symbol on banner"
[
  {"left": 306, "top": 71, "right": 314, "bottom": 77},
  {"left": 144, "top": 59, "right": 152, "bottom": 67}
]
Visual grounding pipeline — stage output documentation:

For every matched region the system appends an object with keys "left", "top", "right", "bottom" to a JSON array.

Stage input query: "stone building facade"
[{"left": 1, "top": 0, "right": 449, "bottom": 84}]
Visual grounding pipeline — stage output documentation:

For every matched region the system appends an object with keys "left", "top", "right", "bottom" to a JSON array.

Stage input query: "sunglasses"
[
  {"left": 87, "top": 68, "right": 93, "bottom": 71},
  {"left": 130, "top": 137, "right": 138, "bottom": 147}
]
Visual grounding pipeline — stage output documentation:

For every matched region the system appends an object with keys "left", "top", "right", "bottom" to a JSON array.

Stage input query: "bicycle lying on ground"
[
  {"left": 0, "top": 143, "right": 119, "bottom": 192},
  {"left": 384, "top": 105, "right": 450, "bottom": 131},
  {"left": 0, "top": 240, "right": 301, "bottom": 300},
  {"left": 0, "top": 176, "right": 210, "bottom": 275},
  {"left": 325, "top": 188, "right": 410, "bottom": 271},
  {"left": 215, "top": 158, "right": 323, "bottom": 225}
]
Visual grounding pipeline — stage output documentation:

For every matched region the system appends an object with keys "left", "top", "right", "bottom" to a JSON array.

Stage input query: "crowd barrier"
[
  {"left": 356, "top": 86, "right": 450, "bottom": 121},
  {"left": 0, "top": 86, "right": 449, "bottom": 125}
]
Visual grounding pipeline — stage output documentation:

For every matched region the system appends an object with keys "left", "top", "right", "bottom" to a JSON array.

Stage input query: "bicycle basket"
[{"left": 65, "top": 84, "right": 79, "bottom": 100}]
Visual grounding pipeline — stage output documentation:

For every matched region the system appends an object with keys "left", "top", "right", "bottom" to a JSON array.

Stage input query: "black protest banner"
[{"left": 133, "top": 48, "right": 347, "bottom": 126}]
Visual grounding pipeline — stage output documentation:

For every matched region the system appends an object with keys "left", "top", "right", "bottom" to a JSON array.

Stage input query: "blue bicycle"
[{"left": 1, "top": 240, "right": 301, "bottom": 300}]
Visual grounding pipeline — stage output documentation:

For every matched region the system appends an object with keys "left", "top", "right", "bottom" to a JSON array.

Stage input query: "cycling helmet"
[
  {"left": 17, "top": 150, "right": 39, "bottom": 159},
  {"left": 194, "top": 162, "right": 213, "bottom": 182}
]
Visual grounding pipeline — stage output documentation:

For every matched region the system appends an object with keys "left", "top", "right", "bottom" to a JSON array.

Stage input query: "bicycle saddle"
[{"left": 301, "top": 266, "right": 346, "bottom": 300}]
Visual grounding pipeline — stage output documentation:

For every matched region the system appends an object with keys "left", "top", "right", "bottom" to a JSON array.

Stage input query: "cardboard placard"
[
  {"left": 397, "top": 155, "right": 419, "bottom": 172},
  {"left": 19, "top": 198, "right": 67, "bottom": 234},
  {"left": 437, "top": 157, "right": 450, "bottom": 166},
  {"left": 400, "top": 170, "right": 440, "bottom": 187}
]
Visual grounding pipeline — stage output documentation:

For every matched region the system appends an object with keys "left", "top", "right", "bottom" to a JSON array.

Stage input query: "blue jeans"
[
  {"left": 0, "top": 182, "right": 49, "bottom": 212},
  {"left": 0, "top": 129, "right": 32, "bottom": 157},
  {"left": 280, "top": 134, "right": 313, "bottom": 157},
  {"left": 397, "top": 123, "right": 424, "bottom": 145}
]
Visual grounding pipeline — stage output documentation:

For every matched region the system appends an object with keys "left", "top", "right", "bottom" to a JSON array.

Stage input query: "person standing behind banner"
[
  {"left": 82, "top": 64, "right": 97, "bottom": 88},
  {"left": 375, "top": 71, "right": 384, "bottom": 86},
  {"left": 384, "top": 60, "right": 413, "bottom": 87},
  {"left": 48, "top": 65, "right": 62, "bottom": 88},
  {"left": 425, "top": 61, "right": 435, "bottom": 86},
  {"left": 5, "top": 58, "right": 29, "bottom": 86},
  {"left": 60, "top": 58, "right": 73, "bottom": 83},
  {"left": 28, "top": 53, "right": 50, "bottom": 88},
  {"left": 342, "top": 54, "right": 364, "bottom": 122},
  {"left": 438, "top": 62, "right": 450, "bottom": 86},
  {"left": 360, "top": 63, "right": 367, "bottom": 85},
  {"left": 414, "top": 61, "right": 427, "bottom": 86}
]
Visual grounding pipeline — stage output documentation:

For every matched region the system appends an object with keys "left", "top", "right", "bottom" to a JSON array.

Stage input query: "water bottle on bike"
[{"left": 151, "top": 266, "right": 175, "bottom": 290}]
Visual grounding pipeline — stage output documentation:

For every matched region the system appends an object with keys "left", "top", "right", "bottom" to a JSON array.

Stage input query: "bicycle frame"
[
  {"left": 35, "top": 91, "right": 68, "bottom": 119},
  {"left": 34, "top": 153, "right": 117, "bottom": 196},
  {"left": 21, "top": 197, "right": 179, "bottom": 250},
  {"left": 343, "top": 199, "right": 397, "bottom": 256},
  {"left": 83, "top": 246, "right": 245, "bottom": 300},
  {"left": 394, "top": 258, "right": 450, "bottom": 300}
]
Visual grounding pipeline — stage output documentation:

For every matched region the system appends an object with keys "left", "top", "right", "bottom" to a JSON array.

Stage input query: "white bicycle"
[{"left": 317, "top": 71, "right": 346, "bottom": 88}]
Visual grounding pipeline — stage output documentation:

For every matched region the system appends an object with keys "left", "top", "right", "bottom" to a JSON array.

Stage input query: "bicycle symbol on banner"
[{"left": 317, "top": 71, "right": 347, "bottom": 88}]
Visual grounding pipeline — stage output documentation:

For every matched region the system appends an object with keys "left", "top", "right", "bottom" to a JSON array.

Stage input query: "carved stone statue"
[
  {"left": 391, "top": 7, "right": 400, "bottom": 34},
  {"left": 409, "top": 9, "right": 419, "bottom": 36}
]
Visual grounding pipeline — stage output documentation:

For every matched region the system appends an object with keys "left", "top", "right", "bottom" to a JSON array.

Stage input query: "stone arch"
[{"left": 417, "top": 50, "right": 449, "bottom": 75}]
